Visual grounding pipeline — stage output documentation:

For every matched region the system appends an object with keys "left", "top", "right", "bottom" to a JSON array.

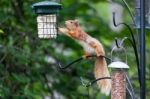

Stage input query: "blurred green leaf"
[
  {"left": 0, "top": 29, "right": 4, "bottom": 34},
  {"left": 11, "top": 73, "right": 30, "bottom": 84}
]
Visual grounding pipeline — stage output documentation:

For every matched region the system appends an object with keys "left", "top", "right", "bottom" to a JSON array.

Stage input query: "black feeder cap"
[{"left": 32, "top": 1, "right": 62, "bottom": 15}]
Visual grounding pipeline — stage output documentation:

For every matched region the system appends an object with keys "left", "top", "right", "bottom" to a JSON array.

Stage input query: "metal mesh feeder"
[{"left": 32, "top": 1, "right": 62, "bottom": 38}]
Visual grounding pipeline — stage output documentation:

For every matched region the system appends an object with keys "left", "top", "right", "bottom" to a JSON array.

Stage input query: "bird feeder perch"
[{"left": 32, "top": 1, "right": 62, "bottom": 38}]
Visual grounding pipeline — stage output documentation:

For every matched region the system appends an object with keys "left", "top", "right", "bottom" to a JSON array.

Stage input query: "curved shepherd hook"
[
  {"left": 57, "top": 55, "right": 112, "bottom": 69},
  {"left": 80, "top": 77, "right": 111, "bottom": 87},
  {"left": 57, "top": 57, "right": 83, "bottom": 69},
  {"left": 113, "top": 12, "right": 141, "bottom": 86},
  {"left": 80, "top": 76, "right": 111, "bottom": 99},
  {"left": 121, "top": 0, "right": 136, "bottom": 24}
]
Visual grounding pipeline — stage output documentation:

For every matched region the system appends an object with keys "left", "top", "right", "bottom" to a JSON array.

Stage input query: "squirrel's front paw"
[{"left": 59, "top": 28, "right": 69, "bottom": 33}]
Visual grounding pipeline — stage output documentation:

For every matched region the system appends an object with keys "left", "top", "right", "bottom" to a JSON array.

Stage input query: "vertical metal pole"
[
  {"left": 135, "top": 0, "right": 140, "bottom": 28},
  {"left": 140, "top": 0, "right": 146, "bottom": 99}
]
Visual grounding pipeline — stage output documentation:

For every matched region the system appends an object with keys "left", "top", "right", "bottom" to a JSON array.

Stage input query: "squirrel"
[{"left": 59, "top": 19, "right": 111, "bottom": 95}]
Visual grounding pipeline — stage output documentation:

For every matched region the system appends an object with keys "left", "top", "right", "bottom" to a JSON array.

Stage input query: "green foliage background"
[{"left": 0, "top": 0, "right": 150, "bottom": 99}]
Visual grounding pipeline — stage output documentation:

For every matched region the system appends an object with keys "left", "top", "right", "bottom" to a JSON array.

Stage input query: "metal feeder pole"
[
  {"left": 140, "top": 0, "right": 146, "bottom": 98},
  {"left": 135, "top": 0, "right": 146, "bottom": 98}
]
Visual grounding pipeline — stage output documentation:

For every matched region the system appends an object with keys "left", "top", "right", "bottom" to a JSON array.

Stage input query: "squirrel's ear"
[{"left": 74, "top": 19, "right": 79, "bottom": 27}]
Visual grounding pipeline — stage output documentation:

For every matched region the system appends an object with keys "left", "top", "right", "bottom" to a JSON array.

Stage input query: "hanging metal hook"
[
  {"left": 57, "top": 57, "right": 84, "bottom": 69},
  {"left": 113, "top": 37, "right": 134, "bottom": 63},
  {"left": 113, "top": 12, "right": 141, "bottom": 85},
  {"left": 57, "top": 55, "right": 112, "bottom": 70},
  {"left": 80, "top": 76, "right": 111, "bottom": 87},
  {"left": 121, "top": 0, "right": 136, "bottom": 25},
  {"left": 115, "top": 37, "right": 128, "bottom": 47},
  {"left": 108, "top": 0, "right": 135, "bottom": 24},
  {"left": 115, "top": 37, "right": 120, "bottom": 48},
  {"left": 111, "top": 40, "right": 128, "bottom": 63},
  {"left": 80, "top": 76, "right": 111, "bottom": 99},
  {"left": 113, "top": 12, "right": 138, "bottom": 52}
]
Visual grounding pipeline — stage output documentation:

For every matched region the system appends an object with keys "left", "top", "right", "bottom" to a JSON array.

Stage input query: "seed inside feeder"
[{"left": 37, "top": 15, "right": 57, "bottom": 38}]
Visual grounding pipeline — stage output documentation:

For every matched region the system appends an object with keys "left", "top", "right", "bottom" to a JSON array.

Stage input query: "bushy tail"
[{"left": 94, "top": 57, "right": 111, "bottom": 96}]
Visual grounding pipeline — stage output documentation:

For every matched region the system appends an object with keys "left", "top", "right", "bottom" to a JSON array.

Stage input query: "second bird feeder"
[{"left": 32, "top": 1, "right": 62, "bottom": 38}]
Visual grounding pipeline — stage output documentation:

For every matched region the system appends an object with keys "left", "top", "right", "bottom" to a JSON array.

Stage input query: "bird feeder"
[
  {"left": 32, "top": 1, "right": 62, "bottom": 38},
  {"left": 108, "top": 61, "right": 129, "bottom": 99}
]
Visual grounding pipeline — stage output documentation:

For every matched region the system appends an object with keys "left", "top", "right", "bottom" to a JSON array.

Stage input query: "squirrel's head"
[{"left": 65, "top": 19, "right": 79, "bottom": 30}]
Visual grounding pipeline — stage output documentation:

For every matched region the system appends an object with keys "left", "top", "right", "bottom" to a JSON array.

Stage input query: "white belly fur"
[{"left": 77, "top": 40, "right": 95, "bottom": 54}]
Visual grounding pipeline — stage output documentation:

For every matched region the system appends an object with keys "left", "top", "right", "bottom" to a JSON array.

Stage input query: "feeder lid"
[
  {"left": 32, "top": 1, "right": 62, "bottom": 14},
  {"left": 108, "top": 61, "right": 129, "bottom": 69}
]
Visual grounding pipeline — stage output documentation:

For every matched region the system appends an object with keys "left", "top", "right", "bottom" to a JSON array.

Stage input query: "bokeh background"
[{"left": 0, "top": 0, "right": 150, "bottom": 99}]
